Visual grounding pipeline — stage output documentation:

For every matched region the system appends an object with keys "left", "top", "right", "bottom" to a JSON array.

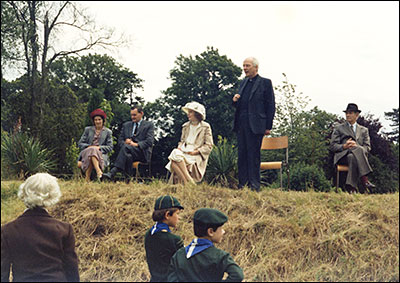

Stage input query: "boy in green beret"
[
  {"left": 145, "top": 195, "right": 185, "bottom": 282},
  {"left": 167, "top": 208, "right": 244, "bottom": 282}
]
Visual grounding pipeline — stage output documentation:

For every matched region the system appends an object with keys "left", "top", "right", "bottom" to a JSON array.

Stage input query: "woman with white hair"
[
  {"left": 1, "top": 173, "right": 79, "bottom": 282},
  {"left": 166, "top": 101, "right": 214, "bottom": 185}
]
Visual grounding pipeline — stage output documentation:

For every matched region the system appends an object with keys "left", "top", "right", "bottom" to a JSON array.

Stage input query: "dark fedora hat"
[{"left": 343, "top": 103, "right": 361, "bottom": 113}]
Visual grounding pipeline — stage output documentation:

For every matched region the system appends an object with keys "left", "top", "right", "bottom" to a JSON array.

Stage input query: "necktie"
[{"left": 132, "top": 123, "right": 138, "bottom": 137}]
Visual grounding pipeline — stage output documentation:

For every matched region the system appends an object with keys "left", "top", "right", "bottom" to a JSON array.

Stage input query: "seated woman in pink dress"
[
  {"left": 166, "top": 102, "right": 214, "bottom": 185},
  {"left": 78, "top": 108, "right": 113, "bottom": 182}
]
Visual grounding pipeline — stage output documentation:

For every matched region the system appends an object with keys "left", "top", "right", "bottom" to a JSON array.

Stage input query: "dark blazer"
[
  {"left": 1, "top": 207, "right": 79, "bottom": 282},
  {"left": 330, "top": 122, "right": 371, "bottom": 165},
  {"left": 167, "top": 245, "right": 244, "bottom": 282},
  {"left": 78, "top": 126, "right": 113, "bottom": 167},
  {"left": 117, "top": 120, "right": 155, "bottom": 163},
  {"left": 233, "top": 75, "right": 276, "bottom": 134}
]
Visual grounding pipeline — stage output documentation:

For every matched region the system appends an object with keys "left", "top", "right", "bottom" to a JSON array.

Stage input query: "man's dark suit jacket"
[
  {"left": 117, "top": 119, "right": 155, "bottom": 163},
  {"left": 1, "top": 207, "right": 79, "bottom": 282},
  {"left": 233, "top": 75, "right": 276, "bottom": 134}
]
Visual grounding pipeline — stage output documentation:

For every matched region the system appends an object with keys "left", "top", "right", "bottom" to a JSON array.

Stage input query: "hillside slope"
[{"left": 1, "top": 180, "right": 399, "bottom": 282}]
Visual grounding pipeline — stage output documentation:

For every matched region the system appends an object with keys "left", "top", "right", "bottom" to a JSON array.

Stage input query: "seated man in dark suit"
[
  {"left": 102, "top": 105, "right": 154, "bottom": 181},
  {"left": 330, "top": 103, "right": 375, "bottom": 193}
]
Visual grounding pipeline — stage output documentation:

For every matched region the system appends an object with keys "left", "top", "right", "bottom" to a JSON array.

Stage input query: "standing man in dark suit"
[
  {"left": 330, "top": 103, "right": 375, "bottom": 193},
  {"left": 102, "top": 105, "right": 154, "bottom": 181},
  {"left": 232, "top": 57, "right": 276, "bottom": 191}
]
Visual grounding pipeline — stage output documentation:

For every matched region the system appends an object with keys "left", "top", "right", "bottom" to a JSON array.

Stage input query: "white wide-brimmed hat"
[{"left": 182, "top": 101, "right": 206, "bottom": 120}]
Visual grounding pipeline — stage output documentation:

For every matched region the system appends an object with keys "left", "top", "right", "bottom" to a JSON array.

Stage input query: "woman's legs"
[
  {"left": 171, "top": 160, "right": 195, "bottom": 185},
  {"left": 85, "top": 163, "right": 93, "bottom": 182},
  {"left": 91, "top": 156, "right": 103, "bottom": 178}
]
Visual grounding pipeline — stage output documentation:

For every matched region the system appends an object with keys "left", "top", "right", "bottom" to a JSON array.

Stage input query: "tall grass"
[{"left": 1, "top": 180, "right": 398, "bottom": 282}]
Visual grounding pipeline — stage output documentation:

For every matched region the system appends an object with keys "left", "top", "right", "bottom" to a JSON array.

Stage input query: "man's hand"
[
  {"left": 264, "top": 130, "right": 271, "bottom": 136},
  {"left": 233, "top": 94, "right": 241, "bottom": 102},
  {"left": 125, "top": 138, "right": 138, "bottom": 147},
  {"left": 343, "top": 138, "right": 357, "bottom": 149}
]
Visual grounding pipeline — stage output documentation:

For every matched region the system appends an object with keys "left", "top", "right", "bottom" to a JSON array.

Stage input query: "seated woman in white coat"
[{"left": 166, "top": 102, "right": 214, "bottom": 185}]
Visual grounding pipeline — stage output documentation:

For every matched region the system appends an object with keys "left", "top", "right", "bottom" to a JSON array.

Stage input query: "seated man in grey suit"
[
  {"left": 102, "top": 105, "right": 154, "bottom": 181},
  {"left": 330, "top": 103, "right": 375, "bottom": 193}
]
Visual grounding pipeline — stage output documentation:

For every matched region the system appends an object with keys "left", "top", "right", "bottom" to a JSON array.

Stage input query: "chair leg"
[
  {"left": 336, "top": 169, "right": 339, "bottom": 189},
  {"left": 135, "top": 164, "right": 140, "bottom": 181},
  {"left": 280, "top": 167, "right": 283, "bottom": 188}
]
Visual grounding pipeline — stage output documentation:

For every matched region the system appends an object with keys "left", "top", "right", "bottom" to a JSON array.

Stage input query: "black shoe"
[
  {"left": 345, "top": 184, "right": 357, "bottom": 194},
  {"left": 101, "top": 172, "right": 113, "bottom": 182},
  {"left": 364, "top": 181, "right": 376, "bottom": 191}
]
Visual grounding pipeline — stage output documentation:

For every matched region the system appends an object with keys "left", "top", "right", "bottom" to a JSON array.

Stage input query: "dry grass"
[{"left": 1, "top": 179, "right": 399, "bottom": 282}]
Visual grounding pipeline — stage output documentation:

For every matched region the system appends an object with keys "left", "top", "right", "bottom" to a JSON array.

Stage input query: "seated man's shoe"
[
  {"left": 101, "top": 172, "right": 112, "bottom": 182},
  {"left": 101, "top": 167, "right": 119, "bottom": 182},
  {"left": 363, "top": 181, "right": 376, "bottom": 191},
  {"left": 345, "top": 184, "right": 357, "bottom": 194}
]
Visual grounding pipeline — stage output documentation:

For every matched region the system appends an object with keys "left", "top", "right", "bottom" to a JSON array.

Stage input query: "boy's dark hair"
[
  {"left": 152, "top": 207, "right": 179, "bottom": 222},
  {"left": 193, "top": 221, "right": 222, "bottom": 237}
]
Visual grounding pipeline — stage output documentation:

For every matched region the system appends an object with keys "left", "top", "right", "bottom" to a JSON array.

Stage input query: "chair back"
[{"left": 261, "top": 136, "right": 288, "bottom": 150}]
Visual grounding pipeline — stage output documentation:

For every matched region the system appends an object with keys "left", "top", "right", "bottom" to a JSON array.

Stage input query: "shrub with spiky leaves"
[
  {"left": 1, "top": 131, "right": 56, "bottom": 179},
  {"left": 205, "top": 136, "right": 238, "bottom": 188}
]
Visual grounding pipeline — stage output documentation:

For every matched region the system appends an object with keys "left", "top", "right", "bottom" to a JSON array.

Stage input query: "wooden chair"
[
  {"left": 260, "top": 136, "right": 289, "bottom": 189},
  {"left": 336, "top": 164, "right": 349, "bottom": 189},
  {"left": 132, "top": 145, "right": 153, "bottom": 181}
]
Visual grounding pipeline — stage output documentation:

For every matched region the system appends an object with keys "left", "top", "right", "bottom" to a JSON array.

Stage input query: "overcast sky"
[{"left": 7, "top": 1, "right": 400, "bottom": 130}]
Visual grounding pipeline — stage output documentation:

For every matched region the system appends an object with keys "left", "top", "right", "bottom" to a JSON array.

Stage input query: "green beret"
[
  {"left": 193, "top": 208, "right": 228, "bottom": 226},
  {"left": 154, "top": 195, "right": 184, "bottom": 210}
]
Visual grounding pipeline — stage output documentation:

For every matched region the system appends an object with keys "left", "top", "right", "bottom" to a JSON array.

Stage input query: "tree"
[
  {"left": 3, "top": 1, "right": 126, "bottom": 138},
  {"left": 356, "top": 114, "right": 399, "bottom": 193},
  {"left": 1, "top": 1, "right": 24, "bottom": 80},
  {"left": 273, "top": 73, "right": 311, "bottom": 139},
  {"left": 48, "top": 53, "right": 144, "bottom": 166},
  {"left": 384, "top": 108, "right": 399, "bottom": 143},
  {"left": 145, "top": 47, "right": 242, "bottom": 176}
]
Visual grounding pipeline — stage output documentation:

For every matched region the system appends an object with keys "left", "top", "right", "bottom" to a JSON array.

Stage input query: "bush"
[
  {"left": 205, "top": 136, "right": 238, "bottom": 188},
  {"left": 280, "top": 162, "right": 333, "bottom": 192},
  {"left": 1, "top": 131, "right": 56, "bottom": 179},
  {"left": 368, "top": 155, "right": 399, "bottom": 193},
  {"left": 65, "top": 138, "right": 81, "bottom": 178}
]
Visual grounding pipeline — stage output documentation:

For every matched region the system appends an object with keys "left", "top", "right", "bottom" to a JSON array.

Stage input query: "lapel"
[
  {"left": 88, "top": 127, "right": 95, "bottom": 143},
  {"left": 128, "top": 121, "right": 134, "bottom": 137},
  {"left": 239, "top": 78, "right": 248, "bottom": 95},
  {"left": 355, "top": 124, "right": 361, "bottom": 141},
  {"left": 136, "top": 120, "right": 145, "bottom": 136},
  {"left": 249, "top": 75, "right": 261, "bottom": 101},
  {"left": 98, "top": 127, "right": 107, "bottom": 145}
]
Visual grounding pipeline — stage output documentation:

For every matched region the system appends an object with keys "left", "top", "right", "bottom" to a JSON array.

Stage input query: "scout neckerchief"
[
  {"left": 185, "top": 238, "right": 214, "bottom": 258},
  {"left": 150, "top": 222, "right": 171, "bottom": 235}
]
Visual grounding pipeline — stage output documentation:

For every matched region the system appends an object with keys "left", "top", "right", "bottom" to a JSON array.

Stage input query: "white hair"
[
  {"left": 18, "top": 173, "right": 62, "bottom": 209},
  {"left": 246, "top": 57, "right": 259, "bottom": 67}
]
